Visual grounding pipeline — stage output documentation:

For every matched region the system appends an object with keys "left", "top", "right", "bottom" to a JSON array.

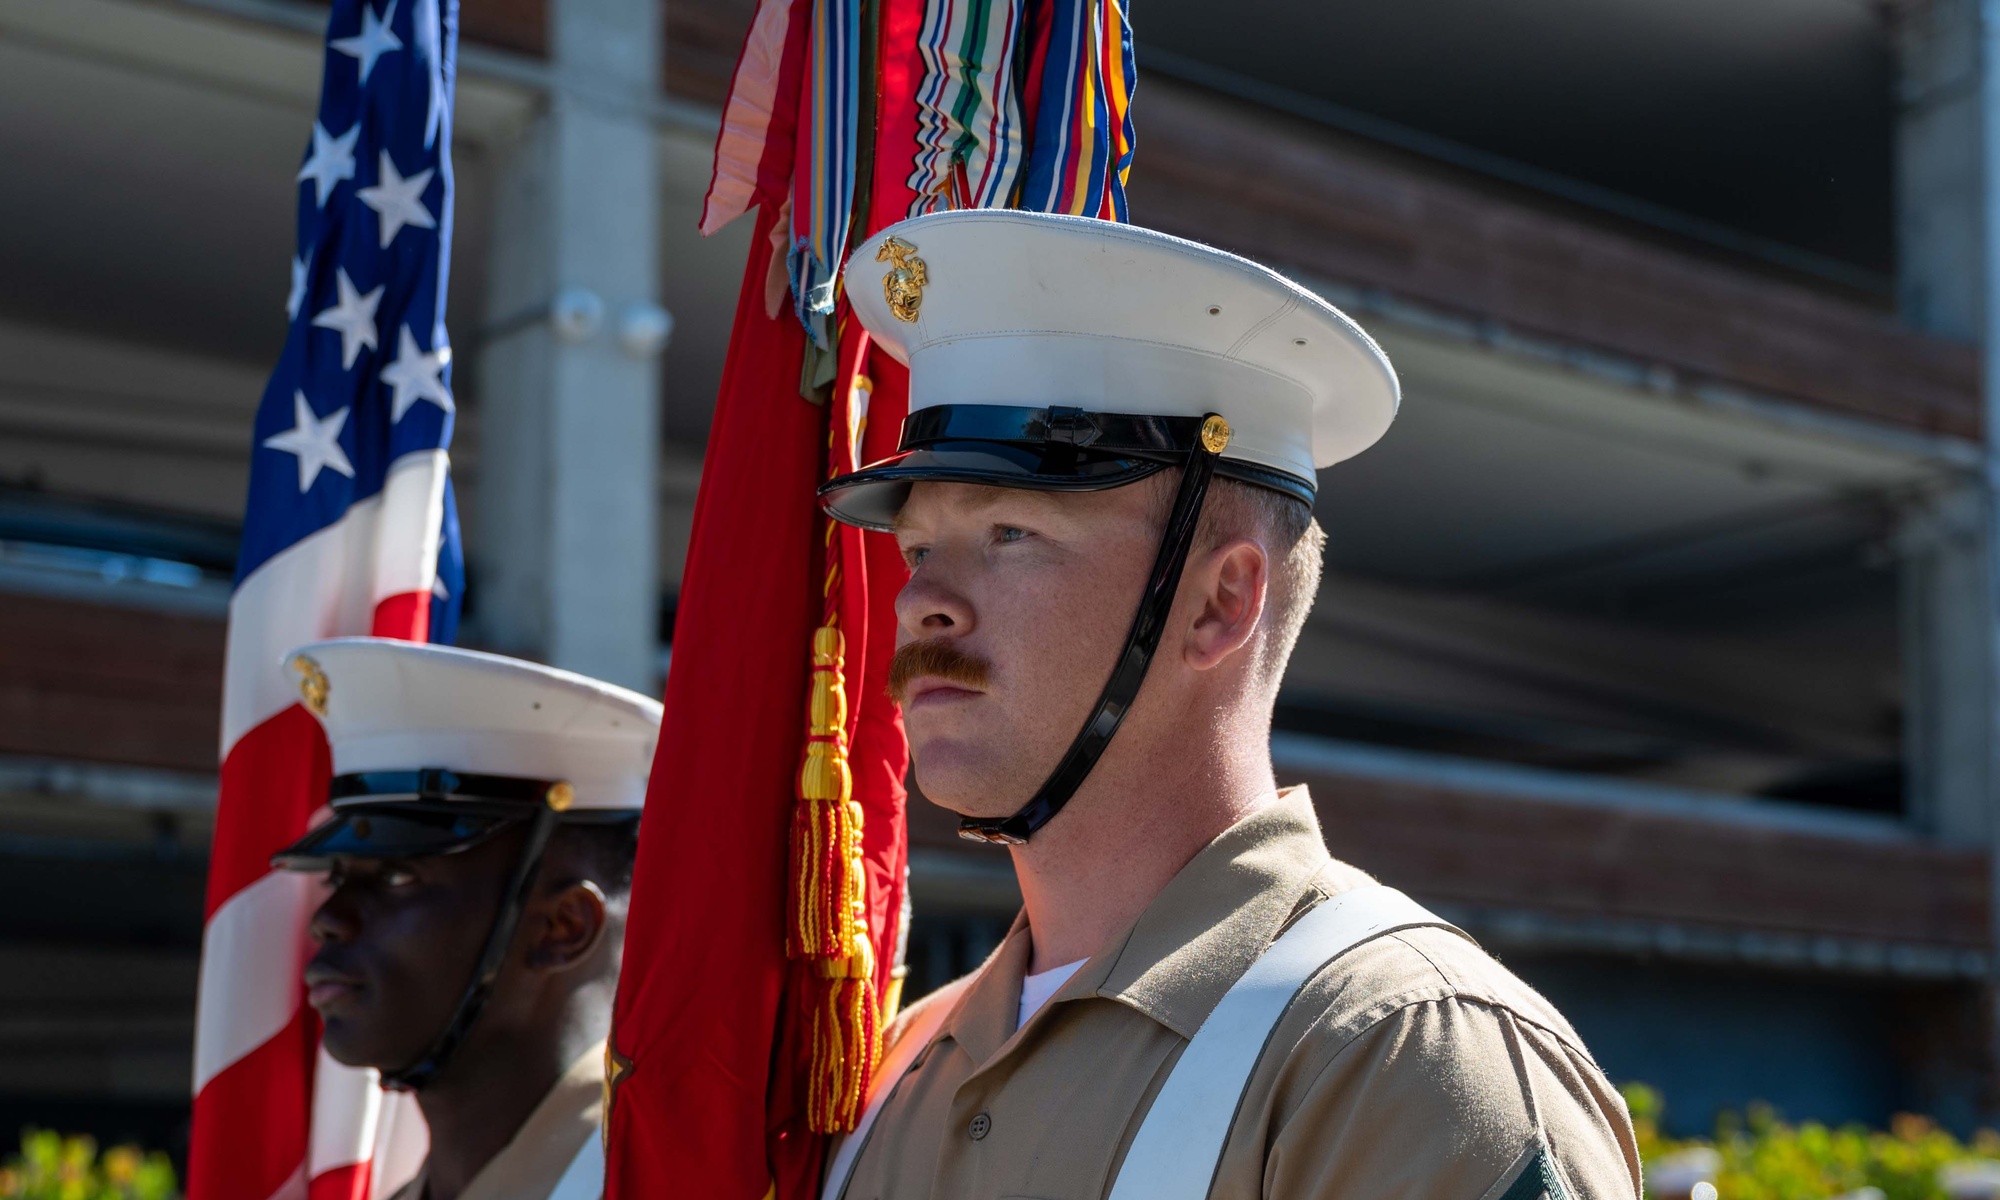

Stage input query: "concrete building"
[{"left": 1, "top": 0, "right": 1995, "bottom": 1150}]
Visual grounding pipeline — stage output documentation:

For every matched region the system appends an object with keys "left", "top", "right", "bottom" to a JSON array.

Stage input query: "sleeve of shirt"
[{"left": 1264, "top": 996, "right": 1643, "bottom": 1200}]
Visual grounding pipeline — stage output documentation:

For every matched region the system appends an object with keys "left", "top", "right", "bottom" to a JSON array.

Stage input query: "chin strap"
[
  {"left": 957, "top": 413, "right": 1232, "bottom": 846},
  {"left": 379, "top": 805, "right": 561, "bottom": 1091}
]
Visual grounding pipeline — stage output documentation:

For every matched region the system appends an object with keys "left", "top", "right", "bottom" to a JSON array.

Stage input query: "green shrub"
[
  {"left": 1623, "top": 1083, "right": 2000, "bottom": 1200},
  {"left": 0, "top": 1131, "right": 177, "bottom": 1200}
]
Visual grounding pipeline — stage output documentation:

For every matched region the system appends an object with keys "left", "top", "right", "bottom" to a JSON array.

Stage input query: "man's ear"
[
  {"left": 525, "top": 880, "right": 609, "bottom": 972},
  {"left": 1185, "top": 539, "right": 1267, "bottom": 671}
]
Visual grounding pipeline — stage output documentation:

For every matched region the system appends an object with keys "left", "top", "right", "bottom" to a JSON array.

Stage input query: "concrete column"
[
  {"left": 1980, "top": 0, "right": 2000, "bottom": 1105},
  {"left": 475, "top": 0, "right": 662, "bottom": 693},
  {"left": 1899, "top": 0, "right": 1984, "bottom": 340},
  {"left": 1895, "top": 0, "right": 1999, "bottom": 843},
  {"left": 1899, "top": 482, "right": 1993, "bottom": 845},
  {"left": 1900, "top": 0, "right": 2000, "bottom": 1107}
]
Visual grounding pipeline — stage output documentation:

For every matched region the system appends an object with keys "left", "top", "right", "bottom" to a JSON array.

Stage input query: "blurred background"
[{"left": 0, "top": 0, "right": 1995, "bottom": 1161}]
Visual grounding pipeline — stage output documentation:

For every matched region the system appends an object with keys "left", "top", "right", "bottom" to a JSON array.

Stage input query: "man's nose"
[
  {"left": 308, "top": 882, "right": 359, "bottom": 946},
  {"left": 895, "top": 559, "right": 975, "bottom": 641}
]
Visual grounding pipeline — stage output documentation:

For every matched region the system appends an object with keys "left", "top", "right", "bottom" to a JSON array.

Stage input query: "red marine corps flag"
[
  {"left": 191, "top": 4, "right": 463, "bottom": 1200},
  {"left": 603, "top": 0, "right": 1138, "bottom": 1193}
]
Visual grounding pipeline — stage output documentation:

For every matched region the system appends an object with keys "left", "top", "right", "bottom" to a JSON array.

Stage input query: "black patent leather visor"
[
  {"left": 270, "top": 800, "right": 528, "bottom": 872},
  {"left": 818, "top": 404, "right": 1314, "bottom": 532},
  {"left": 821, "top": 443, "right": 1172, "bottom": 531}
]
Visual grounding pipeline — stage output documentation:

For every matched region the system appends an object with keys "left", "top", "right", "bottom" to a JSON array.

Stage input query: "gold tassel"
[
  {"left": 789, "top": 624, "right": 882, "bottom": 1131},
  {"left": 792, "top": 627, "right": 859, "bottom": 958},
  {"left": 807, "top": 944, "right": 878, "bottom": 1131}
]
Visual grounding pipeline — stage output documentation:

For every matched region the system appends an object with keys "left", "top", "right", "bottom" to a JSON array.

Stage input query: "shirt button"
[{"left": 968, "top": 1112, "right": 992, "bottom": 1141}]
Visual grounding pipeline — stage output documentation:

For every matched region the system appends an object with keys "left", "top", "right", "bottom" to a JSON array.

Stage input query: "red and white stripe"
[{"left": 190, "top": 451, "right": 449, "bottom": 1200}]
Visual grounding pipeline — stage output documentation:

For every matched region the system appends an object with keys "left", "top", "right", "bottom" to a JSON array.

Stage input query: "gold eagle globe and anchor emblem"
[
  {"left": 291, "top": 654, "right": 330, "bottom": 717},
  {"left": 877, "top": 237, "right": 928, "bottom": 323}
]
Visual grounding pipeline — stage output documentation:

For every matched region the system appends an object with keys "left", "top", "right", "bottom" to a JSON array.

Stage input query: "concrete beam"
[
  {"left": 0, "top": 757, "right": 218, "bottom": 813},
  {"left": 0, "top": 0, "right": 543, "bottom": 147}
]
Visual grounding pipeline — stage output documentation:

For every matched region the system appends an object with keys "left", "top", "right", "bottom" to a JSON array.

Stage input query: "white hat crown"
[
  {"left": 846, "top": 210, "right": 1400, "bottom": 485},
  {"left": 283, "top": 638, "right": 661, "bottom": 812}
]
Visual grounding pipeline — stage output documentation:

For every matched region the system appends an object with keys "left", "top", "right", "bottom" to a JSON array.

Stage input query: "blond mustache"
[{"left": 887, "top": 639, "right": 992, "bottom": 705}]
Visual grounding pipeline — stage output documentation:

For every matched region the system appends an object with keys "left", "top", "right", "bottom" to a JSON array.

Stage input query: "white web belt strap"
[
  {"left": 1105, "top": 884, "right": 1465, "bottom": 1200},
  {"left": 547, "top": 1128, "right": 605, "bottom": 1200}
]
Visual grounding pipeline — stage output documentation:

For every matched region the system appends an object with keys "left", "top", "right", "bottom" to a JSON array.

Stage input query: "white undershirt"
[{"left": 1017, "top": 959, "right": 1087, "bottom": 1029}]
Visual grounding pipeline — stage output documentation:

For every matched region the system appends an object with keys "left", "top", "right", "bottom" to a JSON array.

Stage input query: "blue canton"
[{"left": 238, "top": 0, "right": 464, "bottom": 643}]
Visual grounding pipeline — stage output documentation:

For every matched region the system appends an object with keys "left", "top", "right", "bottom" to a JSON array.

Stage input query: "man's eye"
[
  {"left": 996, "top": 526, "right": 1028, "bottom": 544},
  {"left": 382, "top": 867, "right": 417, "bottom": 888}
]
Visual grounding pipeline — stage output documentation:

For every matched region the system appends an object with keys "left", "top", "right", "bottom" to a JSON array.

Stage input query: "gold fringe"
[
  {"left": 807, "top": 948, "right": 879, "bottom": 1131},
  {"left": 789, "top": 624, "right": 882, "bottom": 1131}
]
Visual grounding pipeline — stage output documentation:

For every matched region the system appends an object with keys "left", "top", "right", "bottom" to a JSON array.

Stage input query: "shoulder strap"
[
  {"left": 1105, "top": 885, "right": 1466, "bottom": 1200},
  {"left": 819, "top": 977, "right": 968, "bottom": 1200},
  {"left": 546, "top": 1130, "right": 605, "bottom": 1200}
]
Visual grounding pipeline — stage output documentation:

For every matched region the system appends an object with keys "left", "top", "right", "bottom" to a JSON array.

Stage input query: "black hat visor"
[
  {"left": 820, "top": 441, "right": 1176, "bottom": 532},
  {"left": 817, "top": 405, "right": 1317, "bottom": 532},
  {"left": 271, "top": 798, "right": 530, "bottom": 872}
]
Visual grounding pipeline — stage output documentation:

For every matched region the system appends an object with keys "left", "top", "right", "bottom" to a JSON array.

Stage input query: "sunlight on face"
[{"left": 890, "top": 481, "right": 1160, "bottom": 818}]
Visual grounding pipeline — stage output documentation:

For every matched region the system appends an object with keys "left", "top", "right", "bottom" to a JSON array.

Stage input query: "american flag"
[{"left": 190, "top": 4, "right": 462, "bottom": 1200}]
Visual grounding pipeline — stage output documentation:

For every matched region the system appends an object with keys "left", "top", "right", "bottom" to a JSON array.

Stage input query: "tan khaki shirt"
[
  {"left": 388, "top": 1041, "right": 605, "bottom": 1200},
  {"left": 838, "top": 789, "right": 1642, "bottom": 1200}
]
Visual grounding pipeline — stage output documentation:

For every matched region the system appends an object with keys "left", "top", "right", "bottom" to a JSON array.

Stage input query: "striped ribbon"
[
  {"left": 789, "top": 0, "right": 862, "bottom": 348},
  {"left": 905, "top": 0, "right": 1134, "bottom": 219},
  {"left": 1016, "top": 0, "right": 1136, "bottom": 219},
  {"left": 906, "top": 0, "right": 1026, "bottom": 212},
  {"left": 708, "top": 0, "right": 1135, "bottom": 348}
]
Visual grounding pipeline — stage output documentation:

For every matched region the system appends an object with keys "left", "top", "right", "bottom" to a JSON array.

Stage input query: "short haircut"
[
  {"left": 1146, "top": 471, "right": 1326, "bottom": 683},
  {"left": 545, "top": 817, "right": 641, "bottom": 897}
]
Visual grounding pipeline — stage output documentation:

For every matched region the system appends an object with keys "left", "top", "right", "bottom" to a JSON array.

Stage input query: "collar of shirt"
[
  {"left": 401, "top": 1039, "right": 608, "bottom": 1200},
  {"left": 941, "top": 785, "right": 1373, "bottom": 1067},
  {"left": 1017, "top": 958, "right": 1087, "bottom": 1027}
]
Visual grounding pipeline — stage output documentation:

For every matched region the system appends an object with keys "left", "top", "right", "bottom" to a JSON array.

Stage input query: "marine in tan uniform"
[
  {"left": 811, "top": 210, "right": 1643, "bottom": 1200},
  {"left": 269, "top": 638, "right": 661, "bottom": 1200}
]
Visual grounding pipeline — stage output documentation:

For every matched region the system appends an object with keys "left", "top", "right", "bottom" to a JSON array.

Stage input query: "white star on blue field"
[
  {"left": 312, "top": 268, "right": 384, "bottom": 370},
  {"left": 357, "top": 150, "right": 437, "bottom": 248},
  {"left": 379, "top": 325, "right": 454, "bottom": 422},
  {"left": 262, "top": 392, "right": 357, "bottom": 493},
  {"left": 330, "top": 0, "right": 403, "bottom": 85}
]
